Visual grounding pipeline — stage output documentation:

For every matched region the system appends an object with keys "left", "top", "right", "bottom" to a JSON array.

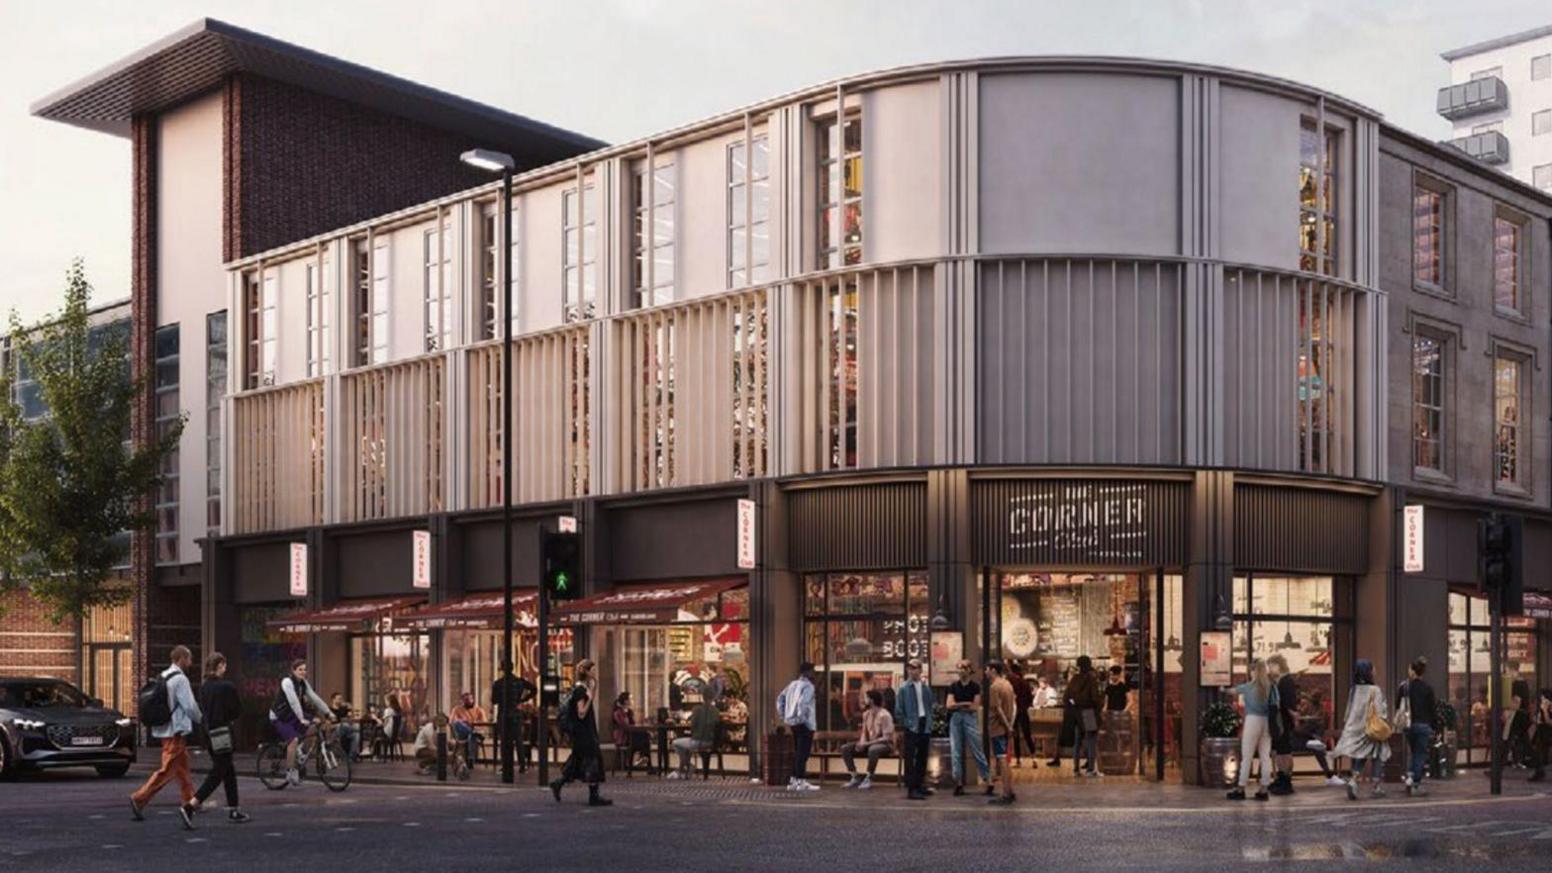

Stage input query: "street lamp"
[{"left": 461, "top": 147, "right": 517, "bottom": 784}]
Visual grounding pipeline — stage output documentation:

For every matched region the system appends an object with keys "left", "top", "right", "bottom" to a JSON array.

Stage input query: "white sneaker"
[
  {"left": 857, "top": 776, "right": 873, "bottom": 790},
  {"left": 802, "top": 780, "right": 821, "bottom": 791},
  {"left": 844, "top": 775, "right": 862, "bottom": 788},
  {"left": 666, "top": 770, "right": 681, "bottom": 780},
  {"left": 286, "top": 768, "right": 300, "bottom": 786},
  {"left": 785, "top": 780, "right": 802, "bottom": 792},
  {"left": 1326, "top": 775, "right": 1347, "bottom": 787}
]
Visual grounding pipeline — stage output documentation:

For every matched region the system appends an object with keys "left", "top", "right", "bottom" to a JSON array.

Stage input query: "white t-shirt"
[{"left": 412, "top": 722, "right": 436, "bottom": 753}]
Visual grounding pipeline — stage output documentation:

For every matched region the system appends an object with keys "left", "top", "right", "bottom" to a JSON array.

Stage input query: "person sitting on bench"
[{"left": 841, "top": 690, "right": 895, "bottom": 790}]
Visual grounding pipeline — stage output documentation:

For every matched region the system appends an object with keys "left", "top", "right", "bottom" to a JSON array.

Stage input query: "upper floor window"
[
  {"left": 1299, "top": 122, "right": 1338, "bottom": 275},
  {"left": 729, "top": 134, "right": 771, "bottom": 288},
  {"left": 1534, "top": 54, "right": 1552, "bottom": 81},
  {"left": 478, "top": 203, "right": 520, "bottom": 340},
  {"left": 1534, "top": 109, "right": 1552, "bottom": 137},
  {"left": 1536, "top": 164, "right": 1552, "bottom": 192},
  {"left": 563, "top": 184, "right": 598, "bottom": 322},
  {"left": 1470, "top": 66, "right": 1503, "bottom": 81},
  {"left": 1412, "top": 178, "right": 1450, "bottom": 290},
  {"left": 206, "top": 311, "right": 226, "bottom": 536},
  {"left": 1493, "top": 211, "right": 1527, "bottom": 315},
  {"left": 243, "top": 272, "right": 275, "bottom": 388},
  {"left": 353, "top": 239, "right": 389, "bottom": 366},
  {"left": 1412, "top": 333, "right": 1445, "bottom": 474},
  {"left": 632, "top": 161, "right": 677, "bottom": 308},
  {"left": 423, "top": 219, "right": 453, "bottom": 352},
  {"left": 154, "top": 323, "right": 180, "bottom": 564},
  {"left": 817, "top": 111, "right": 862, "bottom": 269},
  {"left": 1494, "top": 353, "right": 1524, "bottom": 489},
  {"left": 305, "top": 259, "right": 330, "bottom": 378}
]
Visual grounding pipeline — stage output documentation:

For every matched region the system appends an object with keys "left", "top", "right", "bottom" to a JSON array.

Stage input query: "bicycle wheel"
[
  {"left": 316, "top": 739, "right": 352, "bottom": 792},
  {"left": 256, "top": 744, "right": 290, "bottom": 791}
]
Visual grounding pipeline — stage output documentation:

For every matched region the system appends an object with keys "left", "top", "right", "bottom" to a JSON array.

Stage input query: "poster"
[
  {"left": 1200, "top": 630, "right": 1232, "bottom": 687},
  {"left": 930, "top": 631, "right": 963, "bottom": 684}
]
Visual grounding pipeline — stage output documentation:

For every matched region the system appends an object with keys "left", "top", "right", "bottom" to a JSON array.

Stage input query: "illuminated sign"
[
  {"left": 1008, "top": 483, "right": 1148, "bottom": 561},
  {"left": 1403, "top": 505, "right": 1424, "bottom": 573}
]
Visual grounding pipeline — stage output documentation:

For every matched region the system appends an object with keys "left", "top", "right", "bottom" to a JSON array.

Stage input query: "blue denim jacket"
[{"left": 894, "top": 680, "right": 936, "bottom": 734}]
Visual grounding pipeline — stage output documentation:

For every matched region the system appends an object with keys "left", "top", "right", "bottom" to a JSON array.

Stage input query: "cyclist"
[{"left": 269, "top": 659, "right": 334, "bottom": 786}]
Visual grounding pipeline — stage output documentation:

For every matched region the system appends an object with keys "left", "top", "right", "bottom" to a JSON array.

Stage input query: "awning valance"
[
  {"left": 396, "top": 591, "right": 539, "bottom": 631},
  {"left": 553, "top": 579, "right": 746, "bottom": 626},
  {"left": 1524, "top": 591, "right": 1552, "bottom": 621},
  {"left": 266, "top": 596, "right": 426, "bottom": 634}
]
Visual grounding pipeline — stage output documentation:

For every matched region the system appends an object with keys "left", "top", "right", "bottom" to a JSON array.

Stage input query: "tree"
[{"left": 0, "top": 260, "right": 183, "bottom": 621}]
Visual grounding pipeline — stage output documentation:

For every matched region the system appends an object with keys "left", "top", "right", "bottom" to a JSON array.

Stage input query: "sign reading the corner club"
[
  {"left": 1008, "top": 483, "right": 1150, "bottom": 561},
  {"left": 412, "top": 530, "right": 432, "bottom": 589},
  {"left": 289, "top": 542, "right": 308, "bottom": 598},
  {"left": 974, "top": 479, "right": 1188, "bottom": 567}
]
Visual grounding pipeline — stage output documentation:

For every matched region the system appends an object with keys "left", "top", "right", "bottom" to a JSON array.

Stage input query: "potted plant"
[
  {"left": 1199, "top": 701, "right": 1242, "bottom": 788},
  {"left": 926, "top": 703, "right": 954, "bottom": 789}
]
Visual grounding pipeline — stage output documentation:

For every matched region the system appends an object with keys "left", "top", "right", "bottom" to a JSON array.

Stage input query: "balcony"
[
  {"left": 1436, "top": 77, "right": 1508, "bottom": 120},
  {"left": 1444, "top": 130, "right": 1510, "bottom": 165}
]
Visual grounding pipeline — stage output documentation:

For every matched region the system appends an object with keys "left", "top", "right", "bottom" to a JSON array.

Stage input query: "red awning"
[
  {"left": 396, "top": 591, "right": 539, "bottom": 631},
  {"left": 553, "top": 579, "right": 745, "bottom": 625},
  {"left": 266, "top": 596, "right": 426, "bottom": 634}
]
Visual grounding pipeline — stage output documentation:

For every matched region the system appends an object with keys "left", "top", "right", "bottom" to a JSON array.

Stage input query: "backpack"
[
  {"left": 137, "top": 671, "right": 173, "bottom": 728},
  {"left": 557, "top": 687, "right": 582, "bottom": 735}
]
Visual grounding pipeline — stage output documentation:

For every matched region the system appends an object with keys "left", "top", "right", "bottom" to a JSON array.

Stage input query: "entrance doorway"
[{"left": 988, "top": 570, "right": 1184, "bottom": 781}]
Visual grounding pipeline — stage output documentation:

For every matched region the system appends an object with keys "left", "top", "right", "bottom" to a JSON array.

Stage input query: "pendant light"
[
  {"left": 1164, "top": 581, "right": 1182, "bottom": 652},
  {"left": 1103, "top": 582, "right": 1126, "bottom": 636},
  {"left": 1275, "top": 587, "right": 1303, "bottom": 651}
]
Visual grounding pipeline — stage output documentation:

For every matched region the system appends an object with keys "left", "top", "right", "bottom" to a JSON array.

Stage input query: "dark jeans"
[
  {"left": 903, "top": 730, "right": 931, "bottom": 793},
  {"left": 792, "top": 725, "right": 814, "bottom": 781},
  {"left": 498, "top": 717, "right": 527, "bottom": 769},
  {"left": 1405, "top": 723, "right": 1433, "bottom": 784},
  {"left": 1074, "top": 712, "right": 1098, "bottom": 774},
  {"left": 1013, "top": 708, "right": 1035, "bottom": 761},
  {"left": 194, "top": 750, "right": 239, "bottom": 808}
]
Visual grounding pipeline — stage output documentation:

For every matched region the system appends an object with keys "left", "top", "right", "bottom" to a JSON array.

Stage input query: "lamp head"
[{"left": 461, "top": 148, "right": 516, "bottom": 173}]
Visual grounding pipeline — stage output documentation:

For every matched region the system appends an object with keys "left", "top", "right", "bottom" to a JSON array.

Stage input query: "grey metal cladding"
[
  {"left": 970, "top": 479, "right": 1191, "bottom": 568},
  {"left": 1436, "top": 78, "right": 1509, "bottom": 121},
  {"left": 787, "top": 481, "right": 928, "bottom": 571},
  {"left": 1233, "top": 484, "right": 1370, "bottom": 575}
]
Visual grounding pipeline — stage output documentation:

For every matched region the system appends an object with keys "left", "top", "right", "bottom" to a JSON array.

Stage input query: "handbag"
[
  {"left": 207, "top": 725, "right": 234, "bottom": 754},
  {"left": 1363, "top": 696, "right": 1393, "bottom": 744},
  {"left": 1080, "top": 708, "right": 1099, "bottom": 733}
]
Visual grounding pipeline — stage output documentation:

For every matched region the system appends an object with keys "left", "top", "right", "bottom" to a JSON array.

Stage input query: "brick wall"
[
  {"left": 225, "top": 74, "right": 513, "bottom": 260},
  {"left": 0, "top": 589, "right": 80, "bottom": 681}
]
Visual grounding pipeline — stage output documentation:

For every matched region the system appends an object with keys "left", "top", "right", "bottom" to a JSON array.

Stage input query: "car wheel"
[{"left": 95, "top": 763, "right": 131, "bottom": 778}]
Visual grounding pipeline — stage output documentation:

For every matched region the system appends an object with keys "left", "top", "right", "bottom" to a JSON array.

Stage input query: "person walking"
[
  {"left": 946, "top": 660, "right": 993, "bottom": 796},
  {"left": 895, "top": 658, "right": 936, "bottom": 800},
  {"left": 1008, "top": 663, "right": 1038, "bottom": 769},
  {"left": 985, "top": 661, "right": 1017, "bottom": 805},
  {"left": 776, "top": 662, "right": 819, "bottom": 792},
  {"left": 1529, "top": 689, "right": 1551, "bottom": 783},
  {"left": 1334, "top": 659, "right": 1392, "bottom": 800},
  {"left": 1063, "top": 656, "right": 1103, "bottom": 777},
  {"left": 187, "top": 652, "right": 249, "bottom": 824},
  {"left": 1225, "top": 658, "right": 1279, "bottom": 801},
  {"left": 550, "top": 659, "right": 610, "bottom": 806},
  {"left": 840, "top": 690, "right": 894, "bottom": 789},
  {"left": 1396, "top": 656, "right": 1438, "bottom": 797},
  {"left": 130, "top": 645, "right": 203, "bottom": 830}
]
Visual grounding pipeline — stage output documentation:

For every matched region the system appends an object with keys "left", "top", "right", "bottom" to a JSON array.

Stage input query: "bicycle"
[{"left": 257, "top": 720, "right": 352, "bottom": 792}]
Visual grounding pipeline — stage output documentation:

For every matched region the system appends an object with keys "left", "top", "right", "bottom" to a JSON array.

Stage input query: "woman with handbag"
[
  {"left": 1226, "top": 658, "right": 1279, "bottom": 801},
  {"left": 1063, "top": 656, "right": 1103, "bottom": 777},
  {"left": 1333, "top": 659, "right": 1392, "bottom": 801},
  {"left": 187, "top": 652, "right": 249, "bottom": 824}
]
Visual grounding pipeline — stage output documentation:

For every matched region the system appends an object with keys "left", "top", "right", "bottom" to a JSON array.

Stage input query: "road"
[{"left": 3, "top": 770, "right": 1550, "bottom": 871}]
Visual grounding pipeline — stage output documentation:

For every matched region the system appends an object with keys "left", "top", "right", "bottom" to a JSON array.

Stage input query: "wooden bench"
[{"left": 808, "top": 730, "right": 901, "bottom": 782}]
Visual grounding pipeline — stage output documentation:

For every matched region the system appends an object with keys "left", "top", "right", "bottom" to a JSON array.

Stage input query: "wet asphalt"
[{"left": 2, "top": 768, "right": 1549, "bottom": 871}]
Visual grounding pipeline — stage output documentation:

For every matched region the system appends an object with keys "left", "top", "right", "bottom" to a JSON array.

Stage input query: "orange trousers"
[{"left": 131, "top": 735, "right": 194, "bottom": 807}]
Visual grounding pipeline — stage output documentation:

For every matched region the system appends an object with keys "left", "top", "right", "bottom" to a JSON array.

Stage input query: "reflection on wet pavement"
[{"left": 1246, "top": 839, "right": 1543, "bottom": 862}]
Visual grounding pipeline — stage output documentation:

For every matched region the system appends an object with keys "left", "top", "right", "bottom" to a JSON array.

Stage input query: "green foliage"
[
  {"left": 0, "top": 260, "right": 184, "bottom": 621},
  {"left": 1201, "top": 701, "right": 1243, "bottom": 739},
  {"left": 1436, "top": 700, "right": 1458, "bottom": 732}
]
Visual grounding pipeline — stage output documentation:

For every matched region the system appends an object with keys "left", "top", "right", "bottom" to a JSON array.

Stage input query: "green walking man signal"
[{"left": 542, "top": 530, "right": 582, "bottom": 601}]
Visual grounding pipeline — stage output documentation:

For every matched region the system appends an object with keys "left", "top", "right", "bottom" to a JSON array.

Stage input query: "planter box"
[
  {"left": 1199, "top": 737, "right": 1239, "bottom": 788},
  {"left": 761, "top": 731, "right": 793, "bottom": 787}
]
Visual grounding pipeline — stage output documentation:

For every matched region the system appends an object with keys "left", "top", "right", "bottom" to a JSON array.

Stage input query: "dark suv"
[{"left": 0, "top": 678, "right": 136, "bottom": 778}]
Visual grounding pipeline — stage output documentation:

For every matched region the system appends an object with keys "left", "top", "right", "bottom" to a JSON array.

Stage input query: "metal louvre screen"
[
  {"left": 1233, "top": 484, "right": 1370, "bottom": 575},
  {"left": 787, "top": 481, "right": 928, "bottom": 571},
  {"left": 972, "top": 479, "right": 1190, "bottom": 567}
]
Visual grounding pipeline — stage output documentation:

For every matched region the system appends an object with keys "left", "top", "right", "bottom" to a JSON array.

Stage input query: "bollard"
[{"left": 437, "top": 729, "right": 448, "bottom": 782}]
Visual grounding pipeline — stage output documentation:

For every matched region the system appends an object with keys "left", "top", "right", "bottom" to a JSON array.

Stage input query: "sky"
[{"left": 1, "top": 0, "right": 1548, "bottom": 326}]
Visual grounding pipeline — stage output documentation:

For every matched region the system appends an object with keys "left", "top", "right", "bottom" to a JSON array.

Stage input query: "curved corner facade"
[{"left": 28, "top": 26, "right": 1551, "bottom": 788}]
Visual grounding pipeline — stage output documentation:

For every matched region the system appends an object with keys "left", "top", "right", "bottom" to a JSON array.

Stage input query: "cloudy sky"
[{"left": 0, "top": 0, "right": 1546, "bottom": 324}]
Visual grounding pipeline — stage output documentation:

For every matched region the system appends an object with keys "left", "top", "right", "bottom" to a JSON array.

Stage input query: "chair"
[
  {"left": 372, "top": 715, "right": 405, "bottom": 761},
  {"left": 698, "top": 721, "right": 727, "bottom": 780}
]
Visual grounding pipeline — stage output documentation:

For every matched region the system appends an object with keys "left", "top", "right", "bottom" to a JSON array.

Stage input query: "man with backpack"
[
  {"left": 130, "top": 645, "right": 203, "bottom": 829},
  {"left": 775, "top": 662, "right": 818, "bottom": 791}
]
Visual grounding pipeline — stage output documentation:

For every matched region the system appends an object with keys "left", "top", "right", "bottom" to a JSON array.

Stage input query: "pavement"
[{"left": 3, "top": 754, "right": 1548, "bottom": 871}]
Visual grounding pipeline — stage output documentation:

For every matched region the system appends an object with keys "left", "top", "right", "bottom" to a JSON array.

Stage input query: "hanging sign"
[
  {"left": 1403, "top": 505, "right": 1425, "bottom": 573},
  {"left": 930, "top": 631, "right": 964, "bottom": 684},
  {"left": 412, "top": 530, "right": 432, "bottom": 589},
  {"left": 1200, "top": 630, "right": 1232, "bottom": 687},
  {"left": 289, "top": 543, "right": 308, "bottom": 598},
  {"left": 558, "top": 515, "right": 578, "bottom": 533},
  {"left": 736, "top": 498, "right": 757, "bottom": 570}
]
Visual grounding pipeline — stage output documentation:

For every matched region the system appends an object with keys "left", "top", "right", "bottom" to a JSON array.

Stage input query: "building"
[
  {"left": 0, "top": 299, "right": 141, "bottom": 714},
  {"left": 28, "top": 20, "right": 1552, "bottom": 783},
  {"left": 1439, "top": 24, "right": 1552, "bottom": 191}
]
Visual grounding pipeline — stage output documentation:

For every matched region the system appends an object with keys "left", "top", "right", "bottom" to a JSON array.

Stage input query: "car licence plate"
[{"left": 71, "top": 736, "right": 104, "bottom": 746}]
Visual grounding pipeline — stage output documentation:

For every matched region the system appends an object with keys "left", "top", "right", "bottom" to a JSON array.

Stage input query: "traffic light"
[
  {"left": 541, "top": 530, "right": 582, "bottom": 600},
  {"left": 1477, "top": 513, "right": 1524, "bottom": 615}
]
